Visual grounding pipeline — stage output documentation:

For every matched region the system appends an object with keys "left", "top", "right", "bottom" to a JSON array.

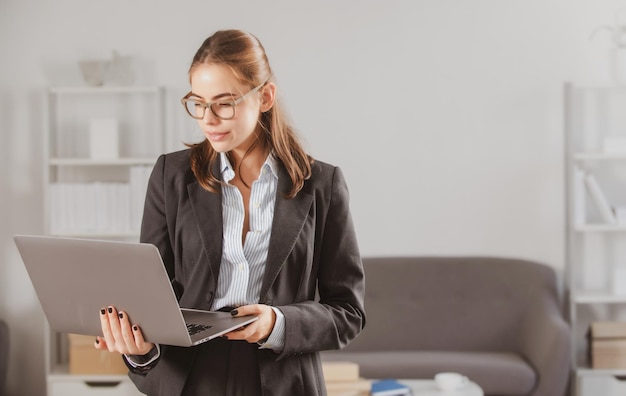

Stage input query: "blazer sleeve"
[
  {"left": 278, "top": 166, "right": 366, "bottom": 357},
  {"left": 126, "top": 154, "right": 174, "bottom": 374},
  {"left": 140, "top": 154, "right": 176, "bottom": 283}
]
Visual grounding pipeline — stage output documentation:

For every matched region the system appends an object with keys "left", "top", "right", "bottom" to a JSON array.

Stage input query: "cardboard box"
[
  {"left": 322, "top": 361, "right": 370, "bottom": 396},
  {"left": 68, "top": 334, "right": 128, "bottom": 375},
  {"left": 322, "top": 361, "right": 360, "bottom": 382},
  {"left": 589, "top": 322, "right": 626, "bottom": 369}
]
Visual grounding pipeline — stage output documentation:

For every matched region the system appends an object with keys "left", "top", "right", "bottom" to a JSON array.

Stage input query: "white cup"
[{"left": 434, "top": 372, "right": 469, "bottom": 391}]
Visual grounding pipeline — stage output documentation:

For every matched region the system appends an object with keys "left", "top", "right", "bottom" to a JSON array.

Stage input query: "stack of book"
[
  {"left": 48, "top": 165, "right": 153, "bottom": 234},
  {"left": 589, "top": 321, "right": 626, "bottom": 368},
  {"left": 322, "top": 361, "right": 371, "bottom": 396},
  {"left": 370, "top": 379, "right": 412, "bottom": 396}
]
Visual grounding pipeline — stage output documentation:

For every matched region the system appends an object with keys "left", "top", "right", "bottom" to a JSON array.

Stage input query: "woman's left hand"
[{"left": 224, "top": 304, "right": 276, "bottom": 343}]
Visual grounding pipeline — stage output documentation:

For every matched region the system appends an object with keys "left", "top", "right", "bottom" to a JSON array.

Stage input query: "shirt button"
[
  {"left": 239, "top": 264, "right": 245, "bottom": 271},
  {"left": 254, "top": 202, "right": 260, "bottom": 209}
]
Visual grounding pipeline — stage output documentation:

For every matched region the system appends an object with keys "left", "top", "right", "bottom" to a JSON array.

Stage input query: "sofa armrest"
[{"left": 517, "top": 295, "right": 570, "bottom": 396}]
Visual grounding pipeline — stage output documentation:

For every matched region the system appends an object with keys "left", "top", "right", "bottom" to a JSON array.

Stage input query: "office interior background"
[{"left": 0, "top": 0, "right": 624, "bottom": 394}]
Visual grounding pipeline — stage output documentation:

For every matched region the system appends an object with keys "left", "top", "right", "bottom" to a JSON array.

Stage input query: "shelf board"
[
  {"left": 574, "top": 224, "right": 626, "bottom": 232},
  {"left": 577, "top": 367, "right": 626, "bottom": 376},
  {"left": 49, "top": 363, "right": 129, "bottom": 380},
  {"left": 573, "top": 152, "right": 626, "bottom": 160},
  {"left": 49, "top": 158, "right": 156, "bottom": 166},
  {"left": 573, "top": 292, "right": 626, "bottom": 304},
  {"left": 49, "top": 231, "right": 140, "bottom": 239},
  {"left": 49, "top": 86, "right": 160, "bottom": 94}
]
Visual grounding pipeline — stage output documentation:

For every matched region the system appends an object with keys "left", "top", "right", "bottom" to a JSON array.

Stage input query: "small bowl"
[{"left": 79, "top": 60, "right": 110, "bottom": 86}]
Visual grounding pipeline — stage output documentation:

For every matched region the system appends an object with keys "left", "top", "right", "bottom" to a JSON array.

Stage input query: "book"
[
  {"left": 370, "top": 379, "right": 412, "bottom": 396},
  {"left": 584, "top": 172, "right": 616, "bottom": 224},
  {"left": 322, "top": 361, "right": 360, "bottom": 382},
  {"left": 325, "top": 378, "right": 371, "bottom": 396}
]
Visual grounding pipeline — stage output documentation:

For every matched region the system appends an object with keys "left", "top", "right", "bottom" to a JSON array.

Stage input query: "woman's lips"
[{"left": 206, "top": 131, "right": 229, "bottom": 141}]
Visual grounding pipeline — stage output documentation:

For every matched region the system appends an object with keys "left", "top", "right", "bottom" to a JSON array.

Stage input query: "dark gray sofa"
[{"left": 321, "top": 257, "right": 570, "bottom": 396}]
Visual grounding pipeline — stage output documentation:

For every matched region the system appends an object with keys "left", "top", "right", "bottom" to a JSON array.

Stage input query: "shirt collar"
[{"left": 219, "top": 152, "right": 279, "bottom": 183}]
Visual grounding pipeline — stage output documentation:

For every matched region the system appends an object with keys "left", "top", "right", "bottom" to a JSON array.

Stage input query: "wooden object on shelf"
[
  {"left": 68, "top": 334, "right": 128, "bottom": 375},
  {"left": 322, "top": 361, "right": 371, "bottom": 396},
  {"left": 589, "top": 322, "right": 626, "bottom": 369}
]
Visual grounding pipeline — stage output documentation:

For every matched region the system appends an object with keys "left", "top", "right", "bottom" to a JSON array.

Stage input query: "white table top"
[{"left": 396, "top": 379, "right": 484, "bottom": 396}]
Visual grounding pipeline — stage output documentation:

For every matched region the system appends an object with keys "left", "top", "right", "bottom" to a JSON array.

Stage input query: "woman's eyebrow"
[{"left": 188, "top": 91, "right": 236, "bottom": 101}]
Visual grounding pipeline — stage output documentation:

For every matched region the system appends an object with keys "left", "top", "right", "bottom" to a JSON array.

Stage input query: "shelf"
[
  {"left": 577, "top": 367, "right": 626, "bottom": 376},
  {"left": 573, "top": 292, "right": 626, "bottom": 304},
  {"left": 49, "top": 231, "right": 140, "bottom": 239},
  {"left": 574, "top": 224, "right": 626, "bottom": 232},
  {"left": 49, "top": 86, "right": 161, "bottom": 94},
  {"left": 568, "top": 82, "right": 626, "bottom": 91},
  {"left": 574, "top": 152, "right": 626, "bottom": 161},
  {"left": 49, "top": 158, "right": 157, "bottom": 166},
  {"left": 49, "top": 363, "right": 128, "bottom": 381}
]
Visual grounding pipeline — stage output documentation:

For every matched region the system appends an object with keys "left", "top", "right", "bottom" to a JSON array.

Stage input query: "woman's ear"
[{"left": 260, "top": 82, "right": 276, "bottom": 112}]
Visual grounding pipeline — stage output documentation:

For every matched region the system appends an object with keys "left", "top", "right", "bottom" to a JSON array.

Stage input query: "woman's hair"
[{"left": 185, "top": 29, "right": 312, "bottom": 198}]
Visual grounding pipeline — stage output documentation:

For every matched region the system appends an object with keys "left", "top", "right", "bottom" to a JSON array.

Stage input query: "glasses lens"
[
  {"left": 184, "top": 100, "right": 205, "bottom": 119},
  {"left": 210, "top": 102, "right": 236, "bottom": 120}
]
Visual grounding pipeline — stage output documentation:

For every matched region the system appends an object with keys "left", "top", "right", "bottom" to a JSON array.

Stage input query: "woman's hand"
[
  {"left": 224, "top": 304, "right": 276, "bottom": 343},
  {"left": 95, "top": 305, "right": 155, "bottom": 355}
]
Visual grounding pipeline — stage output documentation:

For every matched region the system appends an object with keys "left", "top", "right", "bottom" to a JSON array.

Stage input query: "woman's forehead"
[{"left": 189, "top": 64, "right": 243, "bottom": 97}]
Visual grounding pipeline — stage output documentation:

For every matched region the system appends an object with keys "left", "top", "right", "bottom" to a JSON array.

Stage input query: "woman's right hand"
[{"left": 95, "top": 305, "right": 155, "bottom": 356}]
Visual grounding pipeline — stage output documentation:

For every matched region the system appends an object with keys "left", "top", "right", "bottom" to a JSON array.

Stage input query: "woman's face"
[{"left": 188, "top": 63, "right": 264, "bottom": 156}]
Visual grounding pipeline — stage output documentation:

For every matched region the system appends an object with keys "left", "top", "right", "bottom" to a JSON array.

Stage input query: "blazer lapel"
[
  {"left": 187, "top": 173, "right": 223, "bottom": 291},
  {"left": 260, "top": 166, "right": 314, "bottom": 302}
]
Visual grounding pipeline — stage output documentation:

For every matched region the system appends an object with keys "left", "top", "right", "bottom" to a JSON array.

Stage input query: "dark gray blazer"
[{"left": 127, "top": 149, "right": 366, "bottom": 396}]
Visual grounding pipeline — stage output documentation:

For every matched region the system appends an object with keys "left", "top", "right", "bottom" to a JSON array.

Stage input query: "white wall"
[{"left": 0, "top": 0, "right": 623, "bottom": 394}]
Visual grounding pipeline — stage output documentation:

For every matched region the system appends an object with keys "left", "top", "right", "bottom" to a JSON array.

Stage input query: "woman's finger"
[
  {"left": 131, "top": 325, "right": 155, "bottom": 355},
  {"left": 99, "top": 306, "right": 115, "bottom": 351},
  {"left": 117, "top": 311, "right": 137, "bottom": 353},
  {"left": 106, "top": 306, "right": 124, "bottom": 353},
  {"left": 94, "top": 336, "right": 108, "bottom": 350}
]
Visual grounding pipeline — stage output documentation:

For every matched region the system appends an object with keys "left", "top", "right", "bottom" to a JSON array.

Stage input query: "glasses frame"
[{"left": 181, "top": 82, "right": 266, "bottom": 121}]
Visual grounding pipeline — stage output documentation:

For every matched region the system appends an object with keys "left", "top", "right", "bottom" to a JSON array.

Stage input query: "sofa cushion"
[{"left": 322, "top": 350, "right": 536, "bottom": 396}]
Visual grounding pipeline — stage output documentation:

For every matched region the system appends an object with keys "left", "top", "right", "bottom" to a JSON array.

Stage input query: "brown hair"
[{"left": 185, "top": 29, "right": 312, "bottom": 198}]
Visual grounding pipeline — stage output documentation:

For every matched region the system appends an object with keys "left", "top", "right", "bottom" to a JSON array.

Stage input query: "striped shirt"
[
  {"left": 126, "top": 152, "right": 286, "bottom": 367},
  {"left": 211, "top": 152, "right": 285, "bottom": 350}
]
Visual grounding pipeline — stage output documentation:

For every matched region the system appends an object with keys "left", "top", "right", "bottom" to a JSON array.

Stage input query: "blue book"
[{"left": 371, "top": 379, "right": 412, "bottom": 396}]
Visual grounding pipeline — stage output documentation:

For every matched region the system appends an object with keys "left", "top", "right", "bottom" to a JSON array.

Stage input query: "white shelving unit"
[
  {"left": 565, "top": 82, "right": 626, "bottom": 396},
  {"left": 43, "top": 85, "right": 166, "bottom": 395}
]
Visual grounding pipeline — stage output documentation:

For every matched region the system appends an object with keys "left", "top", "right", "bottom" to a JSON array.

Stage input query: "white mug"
[{"left": 434, "top": 372, "right": 469, "bottom": 391}]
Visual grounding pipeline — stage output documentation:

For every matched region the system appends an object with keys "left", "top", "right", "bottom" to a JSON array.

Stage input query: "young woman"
[{"left": 95, "top": 29, "right": 366, "bottom": 396}]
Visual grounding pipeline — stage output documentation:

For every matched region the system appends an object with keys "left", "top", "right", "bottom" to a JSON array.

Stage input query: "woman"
[{"left": 95, "top": 29, "right": 365, "bottom": 396}]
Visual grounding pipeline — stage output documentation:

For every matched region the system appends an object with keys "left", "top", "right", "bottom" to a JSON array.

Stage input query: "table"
[{"left": 397, "top": 379, "right": 484, "bottom": 396}]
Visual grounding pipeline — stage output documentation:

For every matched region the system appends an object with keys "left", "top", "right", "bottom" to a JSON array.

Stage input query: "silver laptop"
[{"left": 13, "top": 235, "right": 258, "bottom": 347}]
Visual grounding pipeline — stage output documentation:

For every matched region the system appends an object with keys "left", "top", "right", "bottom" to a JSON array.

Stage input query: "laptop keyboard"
[{"left": 186, "top": 323, "right": 212, "bottom": 336}]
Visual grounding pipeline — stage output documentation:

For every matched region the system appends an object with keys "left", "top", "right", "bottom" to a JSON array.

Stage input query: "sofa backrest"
[{"left": 342, "top": 256, "right": 561, "bottom": 353}]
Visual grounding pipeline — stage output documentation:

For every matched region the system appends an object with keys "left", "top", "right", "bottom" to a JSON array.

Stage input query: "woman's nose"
[{"left": 202, "top": 107, "right": 219, "bottom": 124}]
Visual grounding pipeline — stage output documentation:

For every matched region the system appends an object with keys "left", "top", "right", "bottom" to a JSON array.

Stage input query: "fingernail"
[
  {"left": 118, "top": 312, "right": 123, "bottom": 319},
  {"left": 230, "top": 309, "right": 238, "bottom": 316},
  {"left": 133, "top": 325, "right": 138, "bottom": 331},
  {"left": 100, "top": 309, "right": 105, "bottom": 315},
  {"left": 108, "top": 307, "right": 113, "bottom": 314},
  {"left": 95, "top": 338, "right": 99, "bottom": 344}
]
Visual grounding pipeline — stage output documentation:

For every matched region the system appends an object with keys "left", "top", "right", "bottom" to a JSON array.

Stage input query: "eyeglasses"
[{"left": 181, "top": 82, "right": 265, "bottom": 121}]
